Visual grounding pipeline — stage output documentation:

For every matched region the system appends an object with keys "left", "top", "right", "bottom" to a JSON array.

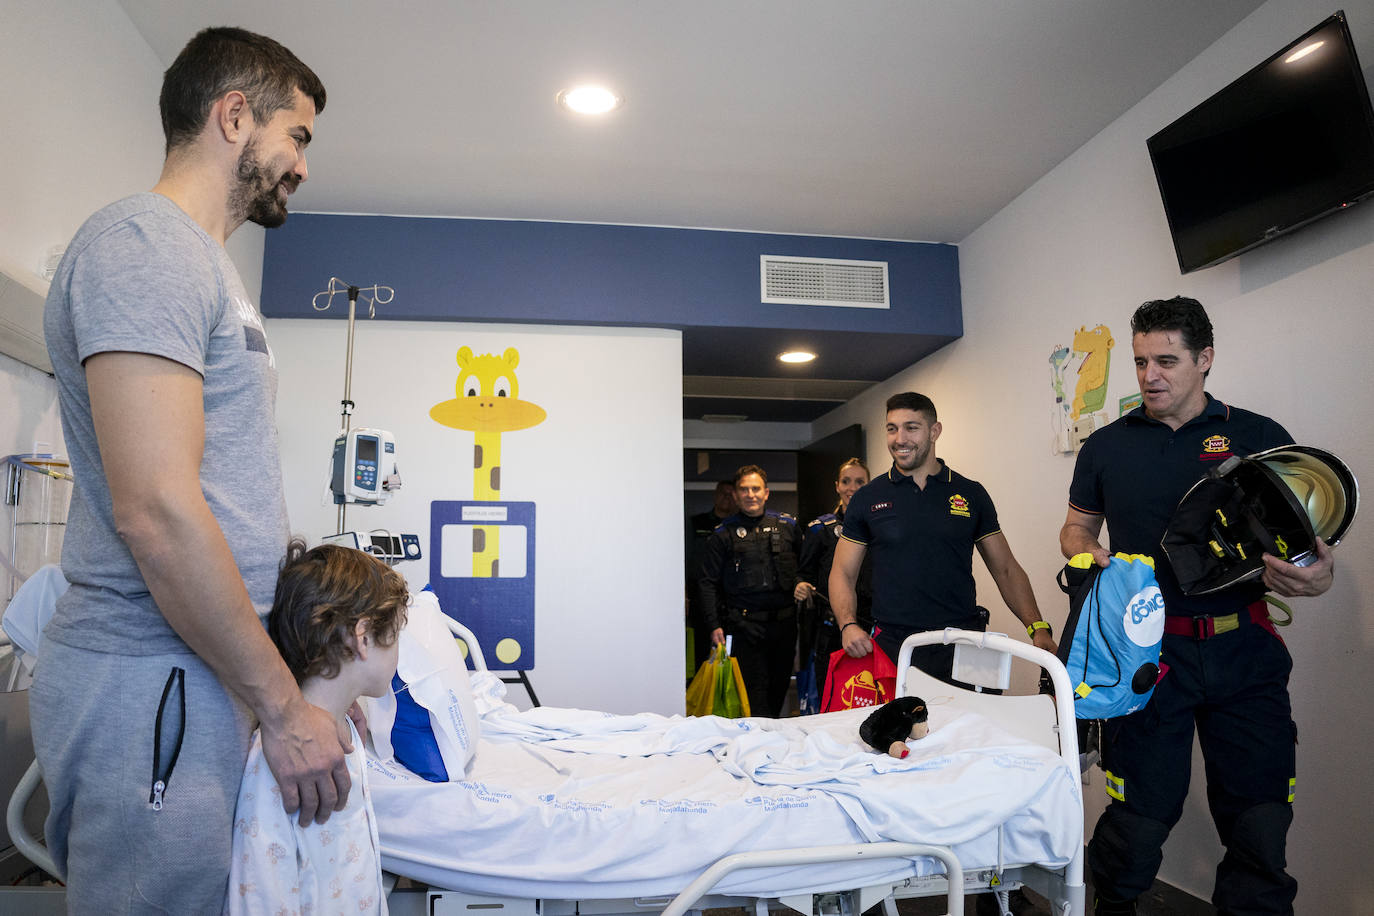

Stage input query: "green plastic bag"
[{"left": 685, "top": 644, "right": 751, "bottom": 718}]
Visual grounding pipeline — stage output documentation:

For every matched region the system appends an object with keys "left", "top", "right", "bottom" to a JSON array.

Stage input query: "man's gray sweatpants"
[{"left": 29, "top": 639, "right": 254, "bottom": 915}]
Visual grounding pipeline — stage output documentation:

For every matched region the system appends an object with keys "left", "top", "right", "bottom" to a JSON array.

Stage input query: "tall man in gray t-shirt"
[{"left": 32, "top": 28, "right": 341, "bottom": 912}]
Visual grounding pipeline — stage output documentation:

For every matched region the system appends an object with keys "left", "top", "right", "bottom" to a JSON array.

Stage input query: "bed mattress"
[{"left": 369, "top": 698, "right": 1082, "bottom": 900}]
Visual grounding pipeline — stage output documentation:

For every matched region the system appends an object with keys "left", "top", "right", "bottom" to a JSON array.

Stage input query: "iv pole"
[{"left": 312, "top": 277, "right": 395, "bottom": 534}]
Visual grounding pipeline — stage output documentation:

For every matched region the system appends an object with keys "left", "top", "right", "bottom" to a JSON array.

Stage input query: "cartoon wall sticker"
[
  {"left": 1050, "top": 324, "right": 1114, "bottom": 455},
  {"left": 429, "top": 346, "right": 547, "bottom": 669}
]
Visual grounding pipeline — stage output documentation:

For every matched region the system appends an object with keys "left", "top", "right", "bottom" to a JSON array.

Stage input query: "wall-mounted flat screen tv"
[{"left": 1148, "top": 11, "right": 1374, "bottom": 273}]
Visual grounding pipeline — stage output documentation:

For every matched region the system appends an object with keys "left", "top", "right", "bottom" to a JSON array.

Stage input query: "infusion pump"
[{"left": 330, "top": 428, "right": 400, "bottom": 505}]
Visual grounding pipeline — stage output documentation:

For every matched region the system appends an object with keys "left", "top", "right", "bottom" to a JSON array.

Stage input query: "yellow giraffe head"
[
  {"left": 1072, "top": 324, "right": 1114, "bottom": 355},
  {"left": 430, "top": 346, "right": 547, "bottom": 432}
]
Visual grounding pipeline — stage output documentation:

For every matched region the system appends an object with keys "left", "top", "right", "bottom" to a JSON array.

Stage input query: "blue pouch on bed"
[
  {"left": 1056, "top": 553, "right": 1165, "bottom": 719},
  {"left": 366, "top": 590, "right": 481, "bottom": 783},
  {"left": 390, "top": 671, "right": 450, "bottom": 781}
]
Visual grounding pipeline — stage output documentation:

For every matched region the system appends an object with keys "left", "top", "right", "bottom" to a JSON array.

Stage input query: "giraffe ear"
[
  {"left": 502, "top": 347, "right": 520, "bottom": 369},
  {"left": 457, "top": 346, "right": 473, "bottom": 369}
]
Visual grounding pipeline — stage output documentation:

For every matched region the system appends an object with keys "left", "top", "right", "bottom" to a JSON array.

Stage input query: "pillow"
[{"left": 365, "top": 590, "right": 481, "bottom": 781}]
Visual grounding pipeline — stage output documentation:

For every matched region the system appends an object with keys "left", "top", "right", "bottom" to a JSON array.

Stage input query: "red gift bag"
[{"left": 821, "top": 644, "right": 897, "bottom": 712}]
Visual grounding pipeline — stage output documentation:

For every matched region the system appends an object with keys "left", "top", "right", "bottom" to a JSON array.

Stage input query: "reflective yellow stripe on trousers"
[{"left": 1105, "top": 769, "right": 1125, "bottom": 802}]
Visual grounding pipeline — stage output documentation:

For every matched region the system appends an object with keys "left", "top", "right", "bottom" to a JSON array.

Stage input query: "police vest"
[
  {"left": 807, "top": 512, "right": 873, "bottom": 620},
  {"left": 724, "top": 515, "right": 798, "bottom": 597}
]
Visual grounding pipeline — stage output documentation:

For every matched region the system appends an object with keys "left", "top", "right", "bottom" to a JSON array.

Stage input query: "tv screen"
[{"left": 1148, "top": 11, "right": 1374, "bottom": 273}]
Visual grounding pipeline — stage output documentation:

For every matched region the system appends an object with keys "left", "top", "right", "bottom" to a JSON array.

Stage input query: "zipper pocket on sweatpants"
[{"left": 149, "top": 666, "right": 186, "bottom": 810}]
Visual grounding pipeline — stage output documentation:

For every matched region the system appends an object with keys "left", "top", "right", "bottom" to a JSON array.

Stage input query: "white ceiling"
[{"left": 119, "top": 0, "right": 1266, "bottom": 243}]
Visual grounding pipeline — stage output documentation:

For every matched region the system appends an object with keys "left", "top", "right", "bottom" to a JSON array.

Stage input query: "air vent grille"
[{"left": 760, "top": 256, "right": 889, "bottom": 309}]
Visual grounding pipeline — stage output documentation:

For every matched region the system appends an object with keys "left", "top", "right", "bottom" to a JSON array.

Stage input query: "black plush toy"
[{"left": 859, "top": 696, "right": 929, "bottom": 759}]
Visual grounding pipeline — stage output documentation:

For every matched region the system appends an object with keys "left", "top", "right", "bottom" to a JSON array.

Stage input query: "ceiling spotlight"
[
  {"left": 778, "top": 351, "right": 816, "bottom": 364},
  {"left": 557, "top": 85, "right": 623, "bottom": 115},
  {"left": 1285, "top": 40, "right": 1324, "bottom": 63}
]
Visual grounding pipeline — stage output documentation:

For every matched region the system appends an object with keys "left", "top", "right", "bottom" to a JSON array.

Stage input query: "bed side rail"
[
  {"left": 660, "top": 841, "right": 965, "bottom": 916},
  {"left": 440, "top": 613, "right": 489, "bottom": 672},
  {"left": 896, "top": 628, "right": 1078, "bottom": 758},
  {"left": 896, "top": 628, "right": 1083, "bottom": 899},
  {"left": 6, "top": 758, "right": 59, "bottom": 880}
]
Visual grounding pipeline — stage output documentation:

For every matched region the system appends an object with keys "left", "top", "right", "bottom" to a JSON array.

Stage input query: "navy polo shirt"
[
  {"left": 841, "top": 460, "right": 1000, "bottom": 630},
  {"left": 1068, "top": 394, "right": 1291, "bottom": 616}
]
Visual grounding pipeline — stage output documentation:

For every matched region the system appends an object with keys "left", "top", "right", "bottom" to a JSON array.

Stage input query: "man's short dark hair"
[
  {"left": 885, "top": 392, "right": 937, "bottom": 425},
  {"left": 735, "top": 464, "right": 768, "bottom": 486},
  {"left": 1130, "top": 296, "right": 1214, "bottom": 356},
  {"left": 268, "top": 538, "right": 409, "bottom": 683},
  {"left": 160, "top": 26, "right": 327, "bottom": 154}
]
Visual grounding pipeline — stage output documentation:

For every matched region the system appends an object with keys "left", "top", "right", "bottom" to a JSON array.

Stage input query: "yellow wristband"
[{"left": 1027, "top": 621, "right": 1052, "bottom": 638}]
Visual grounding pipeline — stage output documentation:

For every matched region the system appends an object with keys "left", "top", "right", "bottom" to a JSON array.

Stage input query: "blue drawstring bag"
[
  {"left": 794, "top": 653, "right": 820, "bottom": 716},
  {"left": 1056, "top": 553, "right": 1165, "bottom": 719}
]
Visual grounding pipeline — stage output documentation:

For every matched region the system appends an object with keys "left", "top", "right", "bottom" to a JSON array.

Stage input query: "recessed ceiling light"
[
  {"left": 778, "top": 351, "right": 816, "bottom": 364},
  {"left": 1285, "top": 40, "right": 1324, "bottom": 63},
  {"left": 557, "top": 85, "right": 623, "bottom": 115}
]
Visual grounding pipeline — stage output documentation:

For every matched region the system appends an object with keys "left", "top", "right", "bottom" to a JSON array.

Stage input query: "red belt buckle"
[{"left": 1192, "top": 616, "right": 1215, "bottom": 639}]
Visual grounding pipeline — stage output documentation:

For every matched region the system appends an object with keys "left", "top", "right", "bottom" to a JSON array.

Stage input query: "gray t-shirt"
[{"left": 43, "top": 192, "right": 290, "bottom": 654}]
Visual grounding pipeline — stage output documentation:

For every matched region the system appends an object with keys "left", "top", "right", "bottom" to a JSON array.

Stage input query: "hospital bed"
[
  {"left": 375, "top": 619, "right": 1086, "bottom": 916},
  {"left": 4, "top": 609, "right": 1085, "bottom": 915}
]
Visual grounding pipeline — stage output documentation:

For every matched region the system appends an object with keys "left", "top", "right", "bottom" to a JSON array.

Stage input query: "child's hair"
[{"left": 268, "top": 537, "right": 410, "bottom": 682}]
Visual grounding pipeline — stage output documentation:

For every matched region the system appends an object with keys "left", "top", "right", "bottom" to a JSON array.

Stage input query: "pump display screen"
[{"left": 357, "top": 437, "right": 378, "bottom": 463}]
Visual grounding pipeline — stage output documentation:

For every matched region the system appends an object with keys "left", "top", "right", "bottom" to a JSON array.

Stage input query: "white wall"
[
  {"left": 814, "top": 0, "right": 1374, "bottom": 908},
  {"left": 0, "top": 1, "right": 163, "bottom": 279},
  {"left": 0, "top": 0, "right": 268, "bottom": 396},
  {"left": 269, "top": 319, "right": 686, "bottom": 716},
  {"left": 0, "top": 0, "right": 166, "bottom": 457}
]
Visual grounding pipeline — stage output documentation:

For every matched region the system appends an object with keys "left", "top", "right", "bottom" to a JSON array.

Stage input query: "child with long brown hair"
[{"left": 226, "top": 539, "right": 409, "bottom": 914}]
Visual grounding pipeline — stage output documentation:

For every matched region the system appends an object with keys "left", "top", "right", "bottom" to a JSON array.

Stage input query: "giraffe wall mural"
[{"left": 429, "top": 346, "right": 547, "bottom": 667}]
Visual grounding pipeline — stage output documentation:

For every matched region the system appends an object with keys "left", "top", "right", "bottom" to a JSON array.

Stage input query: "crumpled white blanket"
[{"left": 370, "top": 696, "right": 1082, "bottom": 898}]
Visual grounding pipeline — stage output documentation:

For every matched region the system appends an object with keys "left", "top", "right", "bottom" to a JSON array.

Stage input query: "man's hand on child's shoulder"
[{"left": 261, "top": 697, "right": 353, "bottom": 827}]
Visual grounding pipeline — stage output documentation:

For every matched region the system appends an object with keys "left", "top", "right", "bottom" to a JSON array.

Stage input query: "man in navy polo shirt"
[
  {"left": 829, "top": 392, "right": 1055, "bottom": 683},
  {"left": 1060, "top": 297, "right": 1334, "bottom": 916}
]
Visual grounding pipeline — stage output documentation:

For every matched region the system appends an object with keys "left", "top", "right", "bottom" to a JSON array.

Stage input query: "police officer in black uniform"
[
  {"left": 796, "top": 458, "right": 874, "bottom": 700},
  {"left": 698, "top": 464, "right": 804, "bottom": 717}
]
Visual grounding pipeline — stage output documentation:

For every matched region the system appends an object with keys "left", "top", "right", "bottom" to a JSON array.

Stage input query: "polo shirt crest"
[
  {"left": 948, "top": 494, "right": 971, "bottom": 517},
  {"left": 1200, "top": 434, "right": 1233, "bottom": 461}
]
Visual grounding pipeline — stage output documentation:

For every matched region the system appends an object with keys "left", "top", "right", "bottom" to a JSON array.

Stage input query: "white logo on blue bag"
[{"left": 1123, "top": 585, "right": 1165, "bottom": 647}]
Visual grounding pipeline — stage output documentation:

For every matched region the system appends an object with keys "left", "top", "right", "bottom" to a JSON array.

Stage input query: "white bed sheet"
[{"left": 370, "top": 698, "right": 1082, "bottom": 900}]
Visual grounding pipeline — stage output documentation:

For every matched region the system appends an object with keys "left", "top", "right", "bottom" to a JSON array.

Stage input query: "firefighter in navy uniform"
[
  {"left": 796, "top": 458, "right": 874, "bottom": 700},
  {"left": 832, "top": 393, "right": 1054, "bottom": 682},
  {"left": 698, "top": 465, "right": 804, "bottom": 717},
  {"left": 1061, "top": 298, "right": 1336, "bottom": 916}
]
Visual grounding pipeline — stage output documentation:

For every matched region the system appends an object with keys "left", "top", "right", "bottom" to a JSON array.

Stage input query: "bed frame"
[
  {"left": 399, "top": 623, "right": 1085, "bottom": 916},
  {"left": 6, "top": 625, "right": 1084, "bottom": 916}
]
